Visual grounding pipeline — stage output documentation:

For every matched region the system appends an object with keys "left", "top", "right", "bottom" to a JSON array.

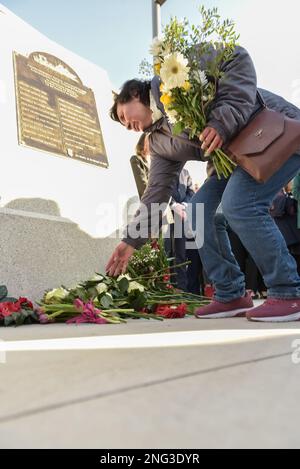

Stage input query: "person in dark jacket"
[
  {"left": 292, "top": 174, "right": 300, "bottom": 229},
  {"left": 131, "top": 135, "right": 200, "bottom": 291},
  {"left": 270, "top": 186, "right": 299, "bottom": 246},
  {"left": 130, "top": 133, "right": 150, "bottom": 200},
  {"left": 107, "top": 44, "right": 300, "bottom": 322},
  {"left": 165, "top": 168, "right": 203, "bottom": 293}
]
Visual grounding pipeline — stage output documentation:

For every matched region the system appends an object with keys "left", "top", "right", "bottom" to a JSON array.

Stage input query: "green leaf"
[
  {"left": 15, "top": 313, "right": 25, "bottom": 327},
  {"left": 0, "top": 297, "right": 18, "bottom": 303},
  {"left": 100, "top": 293, "right": 114, "bottom": 309},
  {"left": 130, "top": 292, "right": 147, "bottom": 311},
  {"left": 172, "top": 121, "right": 185, "bottom": 136},
  {"left": 4, "top": 315, "right": 14, "bottom": 327},
  {"left": 191, "top": 92, "right": 199, "bottom": 109},
  {"left": 87, "top": 287, "right": 98, "bottom": 298},
  {"left": 0, "top": 285, "right": 8, "bottom": 301},
  {"left": 118, "top": 277, "right": 129, "bottom": 294}
]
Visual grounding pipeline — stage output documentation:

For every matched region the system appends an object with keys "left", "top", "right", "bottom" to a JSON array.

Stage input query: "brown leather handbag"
[{"left": 226, "top": 91, "right": 300, "bottom": 183}]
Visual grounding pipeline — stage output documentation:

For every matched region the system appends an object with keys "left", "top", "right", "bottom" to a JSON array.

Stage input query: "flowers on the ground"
[
  {"left": 66, "top": 300, "right": 108, "bottom": 325},
  {"left": 0, "top": 285, "right": 38, "bottom": 327},
  {"left": 44, "top": 287, "right": 69, "bottom": 304},
  {"left": 155, "top": 303, "right": 188, "bottom": 318},
  {"left": 142, "top": 5, "right": 239, "bottom": 178},
  {"left": 38, "top": 238, "right": 209, "bottom": 325},
  {"left": 127, "top": 281, "right": 145, "bottom": 294},
  {"left": 117, "top": 274, "right": 132, "bottom": 282},
  {"left": 0, "top": 240, "right": 209, "bottom": 328},
  {"left": 96, "top": 283, "right": 108, "bottom": 295}
]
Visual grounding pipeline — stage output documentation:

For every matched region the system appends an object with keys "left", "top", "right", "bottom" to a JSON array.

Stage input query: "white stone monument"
[{"left": 0, "top": 4, "right": 139, "bottom": 299}]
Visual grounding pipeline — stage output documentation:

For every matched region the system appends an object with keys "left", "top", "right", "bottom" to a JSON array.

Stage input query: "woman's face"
[{"left": 117, "top": 97, "right": 153, "bottom": 132}]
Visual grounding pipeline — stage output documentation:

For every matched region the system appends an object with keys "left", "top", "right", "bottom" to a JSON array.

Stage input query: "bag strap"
[{"left": 257, "top": 89, "right": 267, "bottom": 108}]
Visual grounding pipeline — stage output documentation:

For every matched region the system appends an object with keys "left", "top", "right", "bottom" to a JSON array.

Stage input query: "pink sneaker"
[
  {"left": 194, "top": 292, "right": 254, "bottom": 319},
  {"left": 246, "top": 298, "right": 300, "bottom": 322}
]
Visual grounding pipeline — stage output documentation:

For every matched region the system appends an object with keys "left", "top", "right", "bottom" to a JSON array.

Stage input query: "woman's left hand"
[{"left": 199, "top": 127, "right": 223, "bottom": 156}]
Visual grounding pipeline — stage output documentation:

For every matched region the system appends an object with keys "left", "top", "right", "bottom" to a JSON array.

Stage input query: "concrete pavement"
[{"left": 0, "top": 306, "right": 300, "bottom": 448}]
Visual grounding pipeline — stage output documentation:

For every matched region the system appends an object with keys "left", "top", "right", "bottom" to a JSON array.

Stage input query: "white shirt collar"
[{"left": 149, "top": 90, "right": 163, "bottom": 124}]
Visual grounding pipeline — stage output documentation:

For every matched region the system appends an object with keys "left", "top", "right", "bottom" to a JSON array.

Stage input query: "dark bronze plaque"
[{"left": 13, "top": 51, "right": 108, "bottom": 168}]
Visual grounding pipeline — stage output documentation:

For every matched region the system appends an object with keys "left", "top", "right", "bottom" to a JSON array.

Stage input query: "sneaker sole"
[
  {"left": 195, "top": 306, "right": 254, "bottom": 319},
  {"left": 247, "top": 311, "right": 300, "bottom": 323}
]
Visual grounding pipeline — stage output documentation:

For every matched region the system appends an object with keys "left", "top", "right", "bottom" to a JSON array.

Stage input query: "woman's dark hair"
[{"left": 110, "top": 79, "right": 151, "bottom": 123}]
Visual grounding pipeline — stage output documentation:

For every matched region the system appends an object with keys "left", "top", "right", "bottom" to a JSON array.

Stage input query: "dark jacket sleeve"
[
  {"left": 130, "top": 155, "right": 149, "bottom": 200},
  {"left": 122, "top": 156, "right": 184, "bottom": 249},
  {"left": 206, "top": 46, "right": 258, "bottom": 144}
]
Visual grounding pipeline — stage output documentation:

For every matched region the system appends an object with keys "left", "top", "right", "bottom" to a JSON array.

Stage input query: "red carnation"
[
  {"left": 150, "top": 239, "right": 159, "bottom": 250},
  {"left": 18, "top": 297, "right": 34, "bottom": 309},
  {"left": 155, "top": 303, "right": 187, "bottom": 318}
]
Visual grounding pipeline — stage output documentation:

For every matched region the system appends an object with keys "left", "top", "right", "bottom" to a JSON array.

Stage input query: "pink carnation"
[{"left": 67, "top": 300, "right": 108, "bottom": 325}]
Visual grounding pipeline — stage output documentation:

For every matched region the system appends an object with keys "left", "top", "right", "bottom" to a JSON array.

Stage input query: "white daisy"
[
  {"left": 166, "top": 108, "right": 179, "bottom": 125},
  {"left": 149, "top": 37, "right": 163, "bottom": 57},
  {"left": 160, "top": 52, "right": 190, "bottom": 90},
  {"left": 161, "top": 43, "right": 172, "bottom": 57}
]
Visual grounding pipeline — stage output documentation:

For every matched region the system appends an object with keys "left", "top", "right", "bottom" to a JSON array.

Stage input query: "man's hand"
[
  {"left": 106, "top": 241, "right": 135, "bottom": 277},
  {"left": 172, "top": 203, "right": 187, "bottom": 221},
  {"left": 199, "top": 127, "right": 223, "bottom": 156}
]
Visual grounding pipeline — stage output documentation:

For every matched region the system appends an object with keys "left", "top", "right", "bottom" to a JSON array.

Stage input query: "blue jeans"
[{"left": 189, "top": 153, "right": 300, "bottom": 302}]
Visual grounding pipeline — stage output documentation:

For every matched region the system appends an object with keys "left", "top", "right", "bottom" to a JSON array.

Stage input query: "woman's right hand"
[
  {"left": 199, "top": 127, "right": 223, "bottom": 156},
  {"left": 106, "top": 241, "right": 135, "bottom": 277}
]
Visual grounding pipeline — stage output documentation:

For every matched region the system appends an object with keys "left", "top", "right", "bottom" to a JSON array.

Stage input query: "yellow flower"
[
  {"left": 160, "top": 93, "right": 173, "bottom": 106},
  {"left": 166, "top": 108, "right": 178, "bottom": 124},
  {"left": 182, "top": 81, "right": 191, "bottom": 91},
  {"left": 154, "top": 63, "right": 161, "bottom": 75}
]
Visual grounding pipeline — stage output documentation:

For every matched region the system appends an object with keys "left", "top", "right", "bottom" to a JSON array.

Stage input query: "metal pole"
[{"left": 152, "top": 0, "right": 161, "bottom": 39}]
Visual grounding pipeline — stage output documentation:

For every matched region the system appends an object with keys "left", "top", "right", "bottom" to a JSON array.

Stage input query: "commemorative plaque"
[{"left": 13, "top": 51, "right": 108, "bottom": 168}]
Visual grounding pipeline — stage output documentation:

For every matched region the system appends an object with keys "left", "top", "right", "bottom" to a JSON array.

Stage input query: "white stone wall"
[
  {"left": 0, "top": 4, "right": 140, "bottom": 299},
  {"left": 0, "top": 4, "right": 139, "bottom": 238}
]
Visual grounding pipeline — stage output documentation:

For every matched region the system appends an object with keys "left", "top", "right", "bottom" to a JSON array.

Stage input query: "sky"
[{"left": 1, "top": 0, "right": 300, "bottom": 105}]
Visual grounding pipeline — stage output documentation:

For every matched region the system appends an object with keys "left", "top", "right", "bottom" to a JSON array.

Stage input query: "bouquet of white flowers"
[{"left": 144, "top": 5, "right": 240, "bottom": 179}]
